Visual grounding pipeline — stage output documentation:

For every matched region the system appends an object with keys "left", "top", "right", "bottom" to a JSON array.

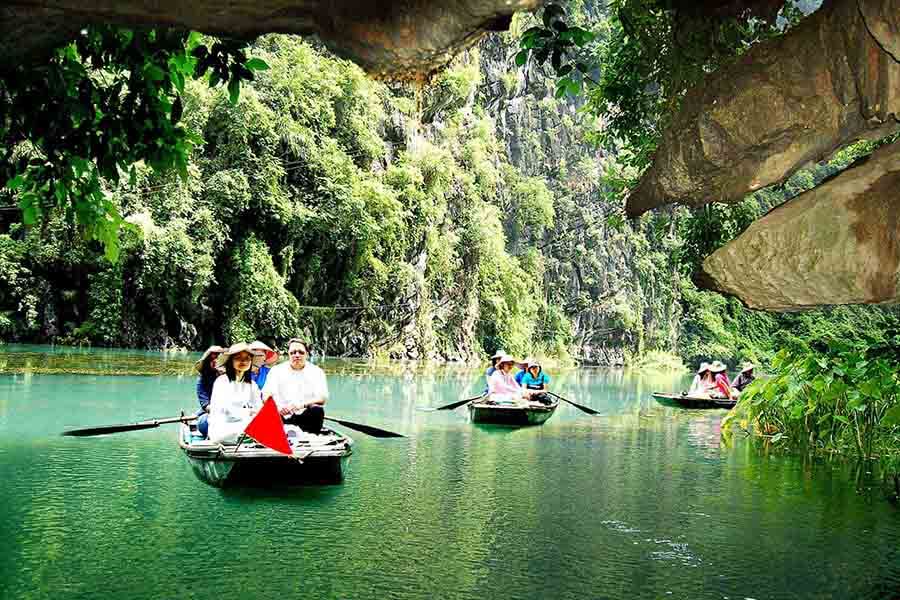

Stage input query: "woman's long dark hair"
[
  {"left": 224, "top": 356, "right": 252, "bottom": 383},
  {"left": 199, "top": 358, "right": 218, "bottom": 381}
]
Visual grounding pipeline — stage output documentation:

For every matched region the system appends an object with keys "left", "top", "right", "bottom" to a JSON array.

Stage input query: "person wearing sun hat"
[
  {"left": 487, "top": 350, "right": 506, "bottom": 378},
  {"left": 194, "top": 345, "right": 224, "bottom": 438},
  {"left": 515, "top": 357, "right": 533, "bottom": 386},
  {"left": 689, "top": 362, "right": 711, "bottom": 395},
  {"left": 248, "top": 340, "right": 279, "bottom": 390},
  {"left": 483, "top": 350, "right": 508, "bottom": 394},
  {"left": 520, "top": 358, "right": 552, "bottom": 404},
  {"left": 731, "top": 362, "right": 755, "bottom": 394},
  {"left": 708, "top": 360, "right": 734, "bottom": 400},
  {"left": 207, "top": 342, "right": 263, "bottom": 444},
  {"left": 487, "top": 353, "right": 525, "bottom": 404}
]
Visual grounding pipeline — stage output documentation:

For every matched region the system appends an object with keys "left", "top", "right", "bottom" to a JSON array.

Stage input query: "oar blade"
[
  {"left": 568, "top": 401, "right": 602, "bottom": 416},
  {"left": 62, "top": 422, "right": 161, "bottom": 437},
  {"left": 429, "top": 394, "right": 485, "bottom": 411},
  {"left": 325, "top": 417, "right": 404, "bottom": 438},
  {"left": 551, "top": 393, "right": 602, "bottom": 416},
  {"left": 62, "top": 414, "right": 197, "bottom": 437}
]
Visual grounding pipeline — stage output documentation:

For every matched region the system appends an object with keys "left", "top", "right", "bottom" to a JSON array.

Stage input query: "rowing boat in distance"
[
  {"left": 178, "top": 423, "right": 353, "bottom": 487},
  {"left": 652, "top": 392, "right": 737, "bottom": 410},
  {"left": 468, "top": 396, "right": 559, "bottom": 426}
]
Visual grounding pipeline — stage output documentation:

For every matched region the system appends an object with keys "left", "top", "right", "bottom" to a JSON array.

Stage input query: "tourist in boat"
[
  {"left": 486, "top": 350, "right": 506, "bottom": 379},
  {"left": 731, "top": 363, "right": 755, "bottom": 394},
  {"left": 520, "top": 359, "right": 552, "bottom": 404},
  {"left": 261, "top": 338, "right": 328, "bottom": 434},
  {"left": 483, "top": 350, "right": 507, "bottom": 393},
  {"left": 207, "top": 342, "right": 262, "bottom": 444},
  {"left": 194, "top": 344, "right": 224, "bottom": 438},
  {"left": 515, "top": 358, "right": 531, "bottom": 385},
  {"left": 487, "top": 354, "right": 525, "bottom": 403},
  {"left": 709, "top": 361, "right": 734, "bottom": 399},
  {"left": 249, "top": 340, "right": 279, "bottom": 390},
  {"left": 688, "top": 362, "right": 711, "bottom": 395}
]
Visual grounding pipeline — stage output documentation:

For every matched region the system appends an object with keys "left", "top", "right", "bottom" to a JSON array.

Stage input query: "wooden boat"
[
  {"left": 468, "top": 396, "right": 559, "bottom": 426},
  {"left": 652, "top": 392, "right": 736, "bottom": 410},
  {"left": 178, "top": 423, "right": 353, "bottom": 487}
]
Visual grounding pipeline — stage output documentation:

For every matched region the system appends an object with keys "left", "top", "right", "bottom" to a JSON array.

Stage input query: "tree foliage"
[
  {"left": 0, "top": 37, "right": 568, "bottom": 359},
  {"left": 0, "top": 27, "right": 266, "bottom": 260}
]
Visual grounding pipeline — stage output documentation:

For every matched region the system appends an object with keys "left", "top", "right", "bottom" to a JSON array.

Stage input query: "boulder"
[
  {"left": 701, "top": 141, "right": 900, "bottom": 310},
  {"left": 0, "top": 0, "right": 541, "bottom": 80},
  {"left": 626, "top": 0, "right": 900, "bottom": 217}
]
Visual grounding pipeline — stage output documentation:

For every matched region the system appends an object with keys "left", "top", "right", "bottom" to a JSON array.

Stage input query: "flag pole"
[{"left": 232, "top": 432, "right": 247, "bottom": 455}]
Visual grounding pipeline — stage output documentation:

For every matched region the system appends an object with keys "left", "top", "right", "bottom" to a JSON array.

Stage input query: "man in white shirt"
[{"left": 261, "top": 338, "right": 328, "bottom": 433}]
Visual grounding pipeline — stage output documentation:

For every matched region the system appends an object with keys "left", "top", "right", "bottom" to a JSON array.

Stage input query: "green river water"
[{"left": 0, "top": 345, "right": 898, "bottom": 600}]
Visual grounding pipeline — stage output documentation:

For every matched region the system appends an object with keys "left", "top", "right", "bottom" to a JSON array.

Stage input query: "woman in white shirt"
[{"left": 207, "top": 342, "right": 262, "bottom": 444}]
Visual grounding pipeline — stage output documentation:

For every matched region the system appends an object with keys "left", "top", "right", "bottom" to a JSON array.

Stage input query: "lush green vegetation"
[
  {"left": 728, "top": 331, "right": 900, "bottom": 483},
  {"left": 0, "top": 36, "right": 572, "bottom": 360},
  {"left": 0, "top": 28, "right": 266, "bottom": 260}
]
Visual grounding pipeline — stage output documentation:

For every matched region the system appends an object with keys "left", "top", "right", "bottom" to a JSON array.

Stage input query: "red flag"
[{"left": 244, "top": 397, "right": 292, "bottom": 455}]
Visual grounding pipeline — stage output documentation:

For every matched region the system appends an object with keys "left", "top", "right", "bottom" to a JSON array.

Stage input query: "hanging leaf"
[
  {"left": 245, "top": 58, "right": 269, "bottom": 71},
  {"left": 228, "top": 78, "right": 241, "bottom": 105},
  {"left": 515, "top": 50, "right": 529, "bottom": 67},
  {"left": 881, "top": 404, "right": 900, "bottom": 427},
  {"left": 170, "top": 95, "right": 183, "bottom": 123}
]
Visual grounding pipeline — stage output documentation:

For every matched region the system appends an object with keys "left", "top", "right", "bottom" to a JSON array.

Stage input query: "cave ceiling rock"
[
  {"left": 0, "top": 0, "right": 542, "bottom": 80},
  {"left": 700, "top": 140, "right": 900, "bottom": 310},
  {"left": 626, "top": 0, "right": 900, "bottom": 217}
]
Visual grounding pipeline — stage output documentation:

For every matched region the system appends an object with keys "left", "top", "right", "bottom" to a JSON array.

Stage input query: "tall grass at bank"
[{"left": 733, "top": 332, "right": 900, "bottom": 482}]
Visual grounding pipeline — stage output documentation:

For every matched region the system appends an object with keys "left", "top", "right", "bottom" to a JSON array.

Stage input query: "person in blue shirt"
[
  {"left": 514, "top": 357, "right": 533, "bottom": 385},
  {"left": 194, "top": 345, "right": 224, "bottom": 437},
  {"left": 520, "top": 360, "right": 552, "bottom": 404},
  {"left": 249, "top": 340, "right": 279, "bottom": 389}
]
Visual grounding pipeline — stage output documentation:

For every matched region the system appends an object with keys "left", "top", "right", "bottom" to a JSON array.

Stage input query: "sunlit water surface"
[{"left": 1, "top": 345, "right": 898, "bottom": 600}]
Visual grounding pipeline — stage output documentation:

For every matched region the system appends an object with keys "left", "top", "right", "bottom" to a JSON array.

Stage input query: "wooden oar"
[
  {"left": 548, "top": 392, "right": 602, "bottom": 416},
  {"left": 62, "top": 414, "right": 198, "bottom": 437},
  {"left": 324, "top": 416, "right": 404, "bottom": 438},
  {"left": 421, "top": 394, "right": 486, "bottom": 412}
]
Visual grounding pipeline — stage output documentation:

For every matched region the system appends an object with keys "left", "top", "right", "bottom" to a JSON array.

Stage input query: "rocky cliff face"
[{"left": 463, "top": 26, "right": 681, "bottom": 365}]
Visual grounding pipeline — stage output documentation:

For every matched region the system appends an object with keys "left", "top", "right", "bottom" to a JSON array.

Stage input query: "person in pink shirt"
[
  {"left": 709, "top": 361, "right": 734, "bottom": 400},
  {"left": 487, "top": 354, "right": 525, "bottom": 403}
]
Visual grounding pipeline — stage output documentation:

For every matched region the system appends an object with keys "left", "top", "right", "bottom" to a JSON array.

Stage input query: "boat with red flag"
[
  {"left": 63, "top": 396, "right": 400, "bottom": 488},
  {"left": 178, "top": 396, "right": 354, "bottom": 487},
  {"left": 178, "top": 422, "right": 353, "bottom": 487}
]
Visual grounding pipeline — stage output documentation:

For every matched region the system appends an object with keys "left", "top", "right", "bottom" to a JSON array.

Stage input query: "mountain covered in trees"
[{"left": 0, "top": 5, "right": 896, "bottom": 366}]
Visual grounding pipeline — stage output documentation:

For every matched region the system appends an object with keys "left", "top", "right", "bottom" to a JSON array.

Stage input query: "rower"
[
  {"left": 194, "top": 345, "right": 224, "bottom": 438},
  {"left": 261, "top": 338, "right": 328, "bottom": 434},
  {"left": 731, "top": 363, "right": 755, "bottom": 394}
]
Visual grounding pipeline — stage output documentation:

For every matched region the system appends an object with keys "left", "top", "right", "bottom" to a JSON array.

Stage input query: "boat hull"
[
  {"left": 652, "top": 393, "right": 736, "bottom": 410},
  {"left": 179, "top": 425, "right": 353, "bottom": 488},
  {"left": 468, "top": 400, "right": 558, "bottom": 426}
]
